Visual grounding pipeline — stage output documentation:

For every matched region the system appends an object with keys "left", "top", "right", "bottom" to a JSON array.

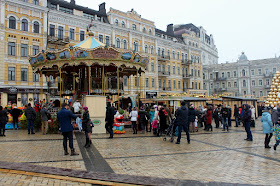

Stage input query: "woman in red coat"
[{"left": 205, "top": 106, "right": 213, "bottom": 131}]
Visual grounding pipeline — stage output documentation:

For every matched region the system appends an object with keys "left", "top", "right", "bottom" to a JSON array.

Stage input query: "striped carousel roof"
[{"left": 74, "top": 36, "right": 105, "bottom": 49}]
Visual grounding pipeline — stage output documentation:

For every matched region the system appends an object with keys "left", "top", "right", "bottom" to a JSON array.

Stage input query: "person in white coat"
[
  {"left": 130, "top": 107, "right": 138, "bottom": 134},
  {"left": 73, "top": 101, "right": 81, "bottom": 114},
  {"left": 251, "top": 105, "right": 256, "bottom": 127}
]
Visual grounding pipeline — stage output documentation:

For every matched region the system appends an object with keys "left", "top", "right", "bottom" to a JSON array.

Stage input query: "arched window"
[
  {"left": 33, "top": 21, "right": 39, "bottom": 33},
  {"left": 150, "top": 46, "right": 154, "bottom": 54},
  {"left": 149, "top": 29, "right": 152, "bottom": 35},
  {"left": 197, "top": 57, "right": 200, "bottom": 63},
  {"left": 158, "top": 48, "right": 160, "bottom": 56},
  {"left": 115, "top": 19, "right": 118, "bottom": 26},
  {"left": 121, "top": 21, "right": 125, "bottom": 28},
  {"left": 133, "top": 42, "right": 138, "bottom": 51},
  {"left": 22, "top": 19, "right": 28, "bottom": 31},
  {"left": 143, "top": 27, "right": 146, "bottom": 33},
  {"left": 145, "top": 45, "right": 148, "bottom": 53},
  {"left": 123, "top": 40, "right": 127, "bottom": 49},
  {"left": 132, "top": 24, "right": 136, "bottom": 30},
  {"left": 116, "top": 38, "right": 120, "bottom": 48},
  {"left": 189, "top": 41, "right": 191, "bottom": 45},
  {"left": 161, "top": 49, "right": 165, "bottom": 57},
  {"left": 242, "top": 69, "right": 246, "bottom": 76},
  {"left": 243, "top": 80, "right": 246, "bottom": 87},
  {"left": 9, "top": 16, "right": 16, "bottom": 29}
]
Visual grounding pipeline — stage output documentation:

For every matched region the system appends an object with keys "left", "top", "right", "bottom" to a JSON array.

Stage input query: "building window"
[
  {"left": 162, "top": 49, "right": 165, "bottom": 57},
  {"left": 178, "top": 81, "right": 181, "bottom": 89},
  {"left": 210, "top": 83, "right": 213, "bottom": 89},
  {"left": 49, "top": 24, "right": 55, "bottom": 36},
  {"left": 33, "top": 21, "right": 39, "bottom": 33},
  {"left": 210, "top": 73, "right": 213, "bottom": 79},
  {"left": 252, "top": 80, "right": 255, "bottom": 86},
  {"left": 134, "top": 77, "right": 138, "bottom": 86},
  {"left": 266, "top": 79, "right": 270, "bottom": 85},
  {"left": 105, "top": 36, "right": 110, "bottom": 46},
  {"left": 150, "top": 46, "right": 154, "bottom": 54},
  {"left": 168, "top": 80, "right": 171, "bottom": 88},
  {"left": 80, "top": 31, "right": 85, "bottom": 41},
  {"left": 167, "top": 50, "right": 170, "bottom": 58},
  {"left": 163, "top": 80, "right": 166, "bottom": 88},
  {"left": 243, "top": 80, "right": 246, "bottom": 87},
  {"left": 178, "top": 67, "right": 180, "bottom": 75},
  {"left": 173, "top": 80, "right": 176, "bottom": 89},
  {"left": 152, "top": 78, "right": 155, "bottom": 88},
  {"left": 228, "top": 82, "right": 231, "bottom": 87},
  {"left": 116, "top": 38, "right": 120, "bottom": 48},
  {"left": 145, "top": 45, "right": 148, "bottom": 53},
  {"left": 233, "top": 71, "right": 237, "bottom": 77},
  {"left": 33, "top": 45, "right": 39, "bottom": 55},
  {"left": 177, "top": 52, "right": 180, "bottom": 60},
  {"left": 8, "top": 67, "right": 15, "bottom": 81},
  {"left": 69, "top": 28, "right": 75, "bottom": 40},
  {"left": 21, "top": 68, "right": 28, "bottom": 81},
  {"left": 273, "top": 68, "right": 277, "bottom": 74},
  {"left": 132, "top": 24, "right": 136, "bottom": 30},
  {"left": 227, "top": 72, "right": 230, "bottom": 78},
  {"left": 115, "top": 19, "right": 118, "bottom": 26},
  {"left": 143, "top": 27, "right": 146, "bottom": 33},
  {"left": 260, "top": 91, "right": 263, "bottom": 97},
  {"left": 158, "top": 65, "right": 161, "bottom": 72},
  {"left": 167, "top": 65, "right": 170, "bottom": 73},
  {"left": 252, "top": 91, "right": 256, "bottom": 97},
  {"left": 198, "top": 70, "right": 200, "bottom": 77},
  {"left": 8, "top": 42, "right": 16, "bottom": 56},
  {"left": 123, "top": 76, "right": 127, "bottom": 86},
  {"left": 133, "top": 42, "right": 138, "bottom": 51},
  {"left": 33, "top": 73, "right": 39, "bottom": 82},
  {"left": 222, "top": 82, "right": 225, "bottom": 88},
  {"left": 149, "top": 29, "right": 152, "bottom": 35},
  {"left": 146, "top": 78, "right": 149, "bottom": 88},
  {"left": 33, "top": 0, "right": 39, "bottom": 5},
  {"left": 123, "top": 40, "right": 127, "bottom": 49},
  {"left": 99, "top": 35, "right": 103, "bottom": 43},
  {"left": 251, "top": 69, "right": 255, "bottom": 76},
  {"left": 121, "top": 21, "right": 125, "bottom": 28},
  {"left": 244, "top": 91, "right": 247, "bottom": 95},
  {"left": 234, "top": 82, "right": 237, "bottom": 87},
  {"left": 258, "top": 69, "right": 262, "bottom": 75},
  {"left": 172, "top": 51, "right": 175, "bottom": 59},
  {"left": 158, "top": 79, "right": 161, "bottom": 88},
  {"left": 22, "top": 19, "right": 28, "bottom": 31},
  {"left": 242, "top": 69, "right": 246, "bottom": 76},
  {"left": 21, "top": 44, "right": 28, "bottom": 57},
  {"left": 259, "top": 79, "right": 263, "bottom": 86},
  {"left": 9, "top": 16, "right": 16, "bottom": 29},
  {"left": 58, "top": 26, "right": 63, "bottom": 39},
  {"left": 265, "top": 68, "right": 269, "bottom": 74},
  {"left": 173, "top": 66, "right": 175, "bottom": 74},
  {"left": 182, "top": 53, "right": 184, "bottom": 61}
]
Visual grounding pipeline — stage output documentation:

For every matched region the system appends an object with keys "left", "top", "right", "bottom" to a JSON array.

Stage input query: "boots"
[
  {"left": 84, "top": 138, "right": 90, "bottom": 148},
  {"left": 274, "top": 144, "right": 277, "bottom": 151},
  {"left": 64, "top": 148, "right": 69, "bottom": 155},
  {"left": 71, "top": 148, "right": 79, "bottom": 156}
]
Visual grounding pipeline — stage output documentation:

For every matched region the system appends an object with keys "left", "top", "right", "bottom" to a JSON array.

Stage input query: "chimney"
[
  {"left": 99, "top": 2, "right": 106, "bottom": 14},
  {"left": 70, "top": 0, "right": 75, "bottom": 5},
  {"left": 167, "top": 24, "right": 174, "bottom": 35}
]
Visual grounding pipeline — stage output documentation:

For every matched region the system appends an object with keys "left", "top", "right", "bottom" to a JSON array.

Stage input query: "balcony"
[
  {"left": 47, "top": 35, "right": 70, "bottom": 45},
  {"left": 182, "top": 74, "right": 193, "bottom": 78},
  {"left": 181, "top": 59, "right": 192, "bottom": 65},
  {"left": 158, "top": 55, "right": 170, "bottom": 61},
  {"left": 214, "top": 77, "right": 227, "bottom": 81},
  {"left": 264, "top": 85, "right": 271, "bottom": 89},
  {"left": 263, "top": 73, "right": 274, "bottom": 78},
  {"left": 158, "top": 71, "right": 170, "bottom": 77}
]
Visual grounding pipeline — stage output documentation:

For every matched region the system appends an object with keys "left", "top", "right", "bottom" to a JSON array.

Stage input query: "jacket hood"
[{"left": 181, "top": 106, "right": 187, "bottom": 110}]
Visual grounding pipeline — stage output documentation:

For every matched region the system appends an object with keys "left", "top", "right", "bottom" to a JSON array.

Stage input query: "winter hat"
[{"left": 83, "top": 107, "right": 88, "bottom": 111}]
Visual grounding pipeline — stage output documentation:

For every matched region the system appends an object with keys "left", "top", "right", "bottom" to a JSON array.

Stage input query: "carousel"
[{"left": 29, "top": 31, "right": 148, "bottom": 107}]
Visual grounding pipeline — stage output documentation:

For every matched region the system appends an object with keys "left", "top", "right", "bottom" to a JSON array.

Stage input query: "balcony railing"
[
  {"left": 214, "top": 77, "right": 227, "bottom": 81},
  {"left": 264, "top": 85, "right": 271, "bottom": 89},
  {"left": 158, "top": 71, "right": 170, "bottom": 76},
  {"left": 181, "top": 59, "right": 192, "bottom": 65},
  {"left": 158, "top": 55, "right": 170, "bottom": 61},
  {"left": 47, "top": 35, "right": 70, "bottom": 45},
  {"left": 182, "top": 74, "right": 193, "bottom": 78},
  {"left": 263, "top": 73, "right": 274, "bottom": 78}
]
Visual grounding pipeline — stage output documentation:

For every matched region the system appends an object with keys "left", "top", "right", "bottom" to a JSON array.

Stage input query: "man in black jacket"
[
  {"left": 25, "top": 103, "right": 36, "bottom": 134},
  {"left": 175, "top": 101, "right": 190, "bottom": 144},
  {"left": 11, "top": 106, "right": 22, "bottom": 130},
  {"left": 242, "top": 104, "right": 253, "bottom": 141},
  {"left": 234, "top": 104, "right": 239, "bottom": 127},
  {"left": 221, "top": 104, "right": 229, "bottom": 131},
  {"left": 213, "top": 105, "right": 220, "bottom": 128},
  {"left": 105, "top": 102, "right": 115, "bottom": 138}
]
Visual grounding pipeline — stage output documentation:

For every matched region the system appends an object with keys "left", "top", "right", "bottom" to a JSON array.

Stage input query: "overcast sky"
[{"left": 74, "top": 0, "right": 280, "bottom": 63}]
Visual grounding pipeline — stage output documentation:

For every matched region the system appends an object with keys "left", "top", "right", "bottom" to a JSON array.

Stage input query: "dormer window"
[{"left": 132, "top": 24, "right": 136, "bottom": 30}]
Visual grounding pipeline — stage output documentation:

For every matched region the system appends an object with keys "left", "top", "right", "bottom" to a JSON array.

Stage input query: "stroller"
[{"left": 163, "top": 118, "right": 176, "bottom": 142}]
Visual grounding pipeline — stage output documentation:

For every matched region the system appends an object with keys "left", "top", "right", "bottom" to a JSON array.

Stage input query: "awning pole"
[
  {"left": 88, "top": 66, "right": 91, "bottom": 95},
  {"left": 102, "top": 66, "right": 105, "bottom": 96},
  {"left": 117, "top": 67, "right": 120, "bottom": 108},
  {"left": 59, "top": 68, "right": 62, "bottom": 108}
]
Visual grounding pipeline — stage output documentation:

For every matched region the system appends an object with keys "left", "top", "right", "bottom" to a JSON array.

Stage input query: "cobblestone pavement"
[
  {"left": 91, "top": 120, "right": 279, "bottom": 186},
  {"left": 1, "top": 120, "right": 279, "bottom": 185}
]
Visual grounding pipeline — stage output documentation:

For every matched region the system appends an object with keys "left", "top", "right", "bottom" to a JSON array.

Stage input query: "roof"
[
  {"left": 154, "top": 97, "right": 183, "bottom": 102},
  {"left": 155, "top": 28, "right": 174, "bottom": 37},
  {"left": 174, "top": 24, "right": 200, "bottom": 36},
  {"left": 182, "top": 97, "right": 207, "bottom": 101},
  {"left": 74, "top": 36, "right": 105, "bottom": 49},
  {"left": 222, "top": 96, "right": 257, "bottom": 101}
]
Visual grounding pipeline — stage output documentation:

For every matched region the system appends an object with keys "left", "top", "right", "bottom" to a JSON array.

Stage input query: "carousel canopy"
[{"left": 74, "top": 36, "right": 105, "bottom": 49}]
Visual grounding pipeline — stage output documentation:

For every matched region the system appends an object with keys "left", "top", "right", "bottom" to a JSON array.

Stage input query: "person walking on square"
[
  {"left": 130, "top": 107, "right": 138, "bottom": 134},
  {"left": 271, "top": 107, "right": 279, "bottom": 125},
  {"left": 205, "top": 106, "right": 213, "bottom": 131},
  {"left": 25, "top": 103, "right": 36, "bottom": 134},
  {"left": 138, "top": 106, "right": 150, "bottom": 134},
  {"left": 251, "top": 105, "right": 256, "bottom": 127},
  {"left": 11, "top": 106, "right": 21, "bottom": 130},
  {"left": 234, "top": 104, "right": 239, "bottom": 127},
  {"left": 105, "top": 102, "right": 114, "bottom": 138},
  {"left": 0, "top": 106, "right": 8, "bottom": 137},
  {"left": 242, "top": 104, "right": 253, "bottom": 141},
  {"left": 188, "top": 104, "right": 196, "bottom": 133},
  {"left": 57, "top": 103, "right": 79, "bottom": 156},
  {"left": 221, "top": 104, "right": 229, "bottom": 131},
  {"left": 213, "top": 105, "right": 220, "bottom": 128},
  {"left": 40, "top": 105, "right": 50, "bottom": 135},
  {"left": 273, "top": 120, "right": 280, "bottom": 150},
  {"left": 158, "top": 106, "right": 167, "bottom": 136},
  {"left": 82, "top": 107, "right": 92, "bottom": 148},
  {"left": 227, "top": 106, "right": 232, "bottom": 127},
  {"left": 261, "top": 107, "right": 273, "bottom": 148},
  {"left": 175, "top": 101, "right": 190, "bottom": 144}
]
